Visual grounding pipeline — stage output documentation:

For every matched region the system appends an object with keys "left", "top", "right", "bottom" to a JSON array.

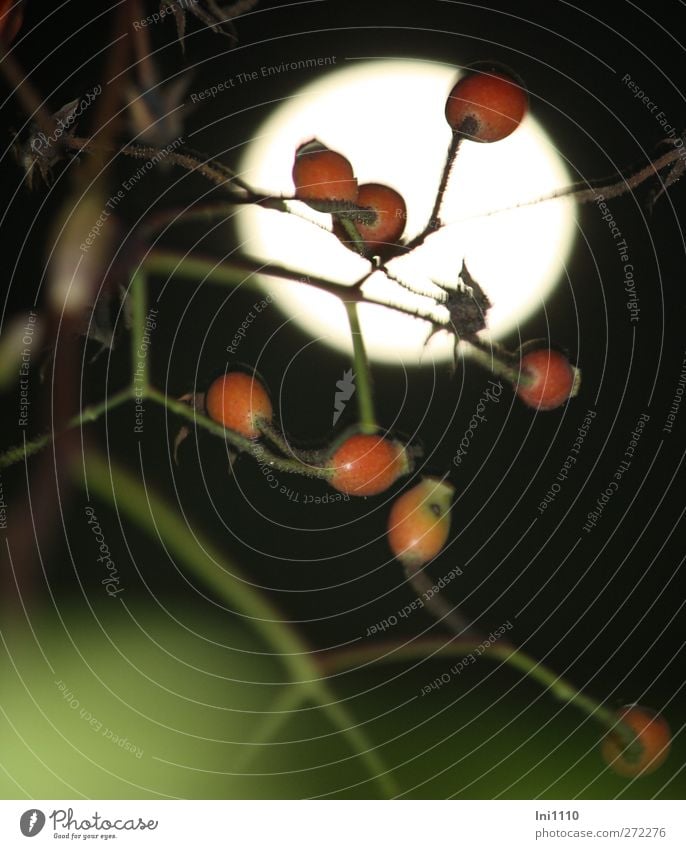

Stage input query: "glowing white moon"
[{"left": 236, "top": 60, "right": 575, "bottom": 363}]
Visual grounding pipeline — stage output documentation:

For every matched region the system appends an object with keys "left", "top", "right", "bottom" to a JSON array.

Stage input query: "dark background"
[{"left": 0, "top": 0, "right": 684, "bottom": 799}]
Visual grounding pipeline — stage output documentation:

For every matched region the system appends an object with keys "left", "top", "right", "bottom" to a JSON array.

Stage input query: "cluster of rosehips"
[
  {"left": 289, "top": 68, "right": 579, "bottom": 412},
  {"left": 202, "top": 71, "right": 582, "bottom": 565},
  {"left": 203, "top": 348, "right": 579, "bottom": 576},
  {"left": 289, "top": 66, "right": 528, "bottom": 258},
  {"left": 204, "top": 370, "right": 453, "bottom": 570},
  {"left": 204, "top": 371, "right": 672, "bottom": 778},
  {"left": 200, "top": 67, "right": 671, "bottom": 780},
  {"left": 291, "top": 138, "right": 408, "bottom": 257}
]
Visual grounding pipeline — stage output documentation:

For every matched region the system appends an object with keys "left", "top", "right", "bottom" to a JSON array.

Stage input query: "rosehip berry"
[
  {"left": 601, "top": 705, "right": 671, "bottom": 778},
  {"left": 445, "top": 68, "right": 527, "bottom": 142},
  {"left": 516, "top": 347, "right": 579, "bottom": 411},
  {"left": 334, "top": 183, "right": 407, "bottom": 252},
  {"left": 328, "top": 433, "right": 410, "bottom": 496},
  {"left": 205, "top": 371, "right": 272, "bottom": 439},
  {"left": 387, "top": 477, "right": 455, "bottom": 570},
  {"left": 292, "top": 139, "right": 358, "bottom": 204}
]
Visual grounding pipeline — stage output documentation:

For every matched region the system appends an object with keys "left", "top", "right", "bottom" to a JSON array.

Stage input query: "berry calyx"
[
  {"left": 334, "top": 183, "right": 407, "bottom": 253},
  {"left": 205, "top": 371, "right": 272, "bottom": 439},
  {"left": 516, "top": 347, "right": 579, "bottom": 411},
  {"left": 445, "top": 67, "right": 528, "bottom": 142},
  {"left": 600, "top": 705, "right": 671, "bottom": 777},
  {"left": 292, "top": 139, "right": 358, "bottom": 205},
  {"left": 328, "top": 433, "right": 410, "bottom": 496},
  {"left": 387, "top": 477, "right": 455, "bottom": 570}
]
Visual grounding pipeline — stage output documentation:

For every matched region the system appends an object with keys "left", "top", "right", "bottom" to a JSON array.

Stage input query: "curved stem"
[
  {"left": 76, "top": 449, "right": 399, "bottom": 798},
  {"left": 337, "top": 216, "right": 368, "bottom": 257},
  {"left": 462, "top": 338, "right": 533, "bottom": 387},
  {"left": 230, "top": 685, "right": 306, "bottom": 773},
  {"left": 139, "top": 198, "right": 335, "bottom": 242},
  {"left": 403, "top": 564, "right": 476, "bottom": 639},
  {"left": 317, "top": 637, "right": 641, "bottom": 754},
  {"left": 146, "top": 386, "right": 331, "bottom": 480},
  {"left": 451, "top": 140, "right": 686, "bottom": 224},
  {"left": 427, "top": 131, "right": 464, "bottom": 232},
  {"left": 144, "top": 249, "right": 364, "bottom": 302},
  {"left": 257, "top": 419, "right": 298, "bottom": 457},
  {"left": 130, "top": 267, "right": 148, "bottom": 390},
  {"left": 141, "top": 250, "right": 442, "bottom": 327},
  {"left": 66, "top": 135, "right": 255, "bottom": 196},
  {"left": 0, "top": 387, "right": 135, "bottom": 471}
]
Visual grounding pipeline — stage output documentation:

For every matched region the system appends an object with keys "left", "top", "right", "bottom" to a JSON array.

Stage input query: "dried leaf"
[
  {"left": 173, "top": 425, "right": 191, "bottom": 464},
  {"left": 445, "top": 261, "right": 492, "bottom": 339},
  {"left": 173, "top": 392, "right": 206, "bottom": 463},
  {"left": 16, "top": 94, "right": 99, "bottom": 187},
  {"left": 648, "top": 133, "right": 686, "bottom": 210},
  {"left": 166, "top": 0, "right": 260, "bottom": 49}
]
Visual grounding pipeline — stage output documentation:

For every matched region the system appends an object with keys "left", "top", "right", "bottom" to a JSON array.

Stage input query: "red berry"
[
  {"left": 387, "top": 477, "right": 455, "bottom": 570},
  {"left": 516, "top": 347, "right": 578, "bottom": 411},
  {"left": 292, "top": 139, "right": 358, "bottom": 204},
  {"left": 445, "top": 68, "right": 527, "bottom": 142},
  {"left": 205, "top": 371, "right": 272, "bottom": 439},
  {"left": 601, "top": 705, "right": 671, "bottom": 778},
  {"left": 334, "top": 183, "right": 406, "bottom": 252},
  {"left": 328, "top": 433, "right": 409, "bottom": 496}
]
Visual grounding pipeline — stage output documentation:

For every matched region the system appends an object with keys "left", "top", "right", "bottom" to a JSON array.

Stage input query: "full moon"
[{"left": 236, "top": 60, "right": 576, "bottom": 363}]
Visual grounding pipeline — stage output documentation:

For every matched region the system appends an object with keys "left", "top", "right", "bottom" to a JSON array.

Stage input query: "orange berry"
[
  {"left": 388, "top": 477, "right": 455, "bottom": 570},
  {"left": 334, "top": 183, "right": 406, "bottom": 252},
  {"left": 516, "top": 347, "right": 578, "bottom": 411},
  {"left": 205, "top": 371, "right": 272, "bottom": 439},
  {"left": 601, "top": 705, "right": 671, "bottom": 777},
  {"left": 292, "top": 139, "right": 358, "bottom": 204},
  {"left": 445, "top": 67, "right": 527, "bottom": 142},
  {"left": 328, "top": 433, "right": 409, "bottom": 496}
]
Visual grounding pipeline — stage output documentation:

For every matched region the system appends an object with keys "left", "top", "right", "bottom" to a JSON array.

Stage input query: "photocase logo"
[
  {"left": 332, "top": 368, "right": 356, "bottom": 425},
  {"left": 20, "top": 809, "right": 46, "bottom": 837}
]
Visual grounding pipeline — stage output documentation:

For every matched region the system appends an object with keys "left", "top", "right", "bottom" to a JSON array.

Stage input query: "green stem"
[
  {"left": 146, "top": 386, "right": 330, "bottom": 479},
  {"left": 337, "top": 216, "right": 368, "bottom": 257},
  {"left": 230, "top": 685, "right": 307, "bottom": 773},
  {"left": 75, "top": 449, "right": 399, "bottom": 798},
  {"left": 0, "top": 387, "right": 134, "bottom": 471},
  {"left": 143, "top": 249, "right": 359, "bottom": 303},
  {"left": 403, "top": 564, "right": 475, "bottom": 639},
  {"left": 130, "top": 267, "right": 148, "bottom": 391},
  {"left": 317, "top": 638, "right": 641, "bottom": 754},
  {"left": 313, "top": 695, "right": 397, "bottom": 798},
  {"left": 462, "top": 339, "right": 533, "bottom": 387},
  {"left": 231, "top": 682, "right": 398, "bottom": 797},
  {"left": 78, "top": 448, "right": 314, "bottom": 663},
  {"left": 345, "top": 302, "right": 377, "bottom": 434},
  {"left": 258, "top": 419, "right": 297, "bottom": 457},
  {"left": 141, "top": 250, "right": 435, "bottom": 326}
]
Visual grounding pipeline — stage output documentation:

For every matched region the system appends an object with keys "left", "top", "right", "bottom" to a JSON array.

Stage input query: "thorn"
[{"left": 173, "top": 425, "right": 190, "bottom": 464}]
